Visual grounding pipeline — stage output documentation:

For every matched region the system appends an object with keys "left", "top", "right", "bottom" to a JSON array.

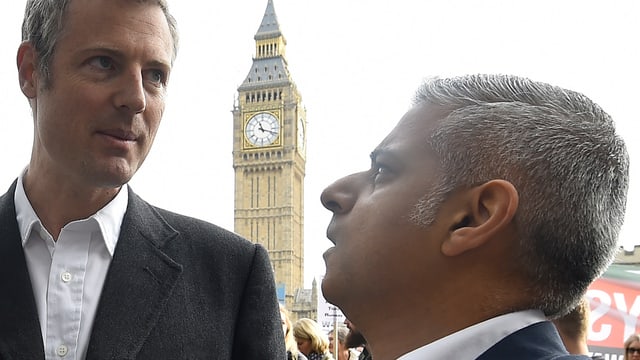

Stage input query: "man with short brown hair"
[{"left": 0, "top": 1, "right": 285, "bottom": 358}]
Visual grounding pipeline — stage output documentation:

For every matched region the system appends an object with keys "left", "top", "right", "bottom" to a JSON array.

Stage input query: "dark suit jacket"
[
  {"left": 477, "top": 321, "right": 590, "bottom": 360},
  {"left": 0, "top": 182, "right": 286, "bottom": 359}
]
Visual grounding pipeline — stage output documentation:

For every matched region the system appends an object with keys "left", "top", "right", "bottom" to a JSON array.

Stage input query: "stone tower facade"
[{"left": 232, "top": 0, "right": 307, "bottom": 309}]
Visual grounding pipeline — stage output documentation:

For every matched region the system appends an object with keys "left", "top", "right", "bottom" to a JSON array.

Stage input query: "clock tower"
[{"left": 232, "top": 0, "right": 306, "bottom": 307}]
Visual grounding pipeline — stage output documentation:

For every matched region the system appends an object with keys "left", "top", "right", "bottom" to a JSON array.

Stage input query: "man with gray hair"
[
  {"left": 320, "top": 74, "right": 629, "bottom": 359},
  {"left": 0, "top": 0, "right": 285, "bottom": 359}
]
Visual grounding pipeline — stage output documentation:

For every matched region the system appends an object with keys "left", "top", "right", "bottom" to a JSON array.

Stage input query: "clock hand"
[{"left": 258, "top": 122, "right": 266, "bottom": 132}]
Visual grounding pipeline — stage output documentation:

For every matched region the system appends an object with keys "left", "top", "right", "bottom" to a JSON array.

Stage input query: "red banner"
[{"left": 586, "top": 264, "right": 640, "bottom": 357}]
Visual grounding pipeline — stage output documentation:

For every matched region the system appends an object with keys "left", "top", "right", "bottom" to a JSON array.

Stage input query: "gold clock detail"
[{"left": 245, "top": 112, "right": 280, "bottom": 147}]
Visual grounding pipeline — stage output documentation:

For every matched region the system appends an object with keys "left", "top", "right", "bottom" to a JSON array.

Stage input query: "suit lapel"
[
  {"left": 0, "top": 181, "right": 45, "bottom": 360},
  {"left": 86, "top": 189, "right": 183, "bottom": 359}
]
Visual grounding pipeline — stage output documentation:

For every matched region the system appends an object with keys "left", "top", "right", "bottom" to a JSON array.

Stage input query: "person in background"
[
  {"left": 624, "top": 334, "right": 640, "bottom": 360},
  {"left": 344, "top": 319, "right": 371, "bottom": 360},
  {"left": 320, "top": 74, "right": 629, "bottom": 360},
  {"left": 328, "top": 326, "right": 359, "bottom": 360},
  {"left": 0, "top": 0, "right": 284, "bottom": 358},
  {"left": 552, "top": 297, "right": 604, "bottom": 359},
  {"left": 293, "top": 318, "right": 334, "bottom": 360},
  {"left": 281, "top": 304, "right": 308, "bottom": 360}
]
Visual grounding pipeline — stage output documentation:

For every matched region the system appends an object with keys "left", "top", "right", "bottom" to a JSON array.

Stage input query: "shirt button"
[
  {"left": 61, "top": 272, "right": 72, "bottom": 283},
  {"left": 56, "top": 344, "right": 68, "bottom": 357}
]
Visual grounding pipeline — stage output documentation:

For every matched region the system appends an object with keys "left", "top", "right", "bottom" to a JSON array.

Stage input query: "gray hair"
[
  {"left": 21, "top": 0, "right": 179, "bottom": 86},
  {"left": 411, "top": 74, "right": 629, "bottom": 317},
  {"left": 329, "top": 326, "right": 349, "bottom": 343}
]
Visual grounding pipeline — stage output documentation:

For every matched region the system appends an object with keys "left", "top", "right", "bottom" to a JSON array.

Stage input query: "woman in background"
[
  {"left": 280, "top": 304, "right": 308, "bottom": 360},
  {"left": 624, "top": 334, "right": 640, "bottom": 360},
  {"left": 293, "top": 318, "right": 333, "bottom": 360}
]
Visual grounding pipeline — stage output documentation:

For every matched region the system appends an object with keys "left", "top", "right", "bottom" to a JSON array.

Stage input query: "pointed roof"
[
  {"left": 238, "top": 0, "right": 294, "bottom": 91},
  {"left": 238, "top": 56, "right": 292, "bottom": 91},
  {"left": 255, "top": 0, "right": 282, "bottom": 40}
]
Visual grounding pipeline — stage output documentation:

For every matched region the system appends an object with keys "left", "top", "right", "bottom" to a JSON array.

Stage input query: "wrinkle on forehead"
[
  {"left": 61, "top": 0, "right": 173, "bottom": 65},
  {"left": 377, "top": 103, "right": 442, "bottom": 153}
]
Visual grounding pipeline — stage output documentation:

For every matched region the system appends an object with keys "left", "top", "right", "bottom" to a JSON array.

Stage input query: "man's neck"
[{"left": 22, "top": 170, "right": 120, "bottom": 240}]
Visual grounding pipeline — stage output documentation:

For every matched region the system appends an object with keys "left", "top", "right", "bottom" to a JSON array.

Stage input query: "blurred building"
[{"left": 615, "top": 245, "right": 640, "bottom": 264}]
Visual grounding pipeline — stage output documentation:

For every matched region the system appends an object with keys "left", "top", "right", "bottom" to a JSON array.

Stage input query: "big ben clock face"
[{"left": 245, "top": 112, "right": 280, "bottom": 147}]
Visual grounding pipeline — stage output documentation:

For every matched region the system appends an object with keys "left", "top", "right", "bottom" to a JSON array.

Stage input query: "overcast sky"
[{"left": 1, "top": 0, "right": 638, "bottom": 287}]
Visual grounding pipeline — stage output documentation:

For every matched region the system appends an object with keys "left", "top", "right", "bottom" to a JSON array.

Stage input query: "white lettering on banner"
[
  {"left": 587, "top": 289, "right": 640, "bottom": 342},
  {"left": 317, "top": 287, "right": 346, "bottom": 333},
  {"left": 613, "top": 292, "right": 640, "bottom": 340},
  {"left": 589, "top": 289, "right": 613, "bottom": 341}
]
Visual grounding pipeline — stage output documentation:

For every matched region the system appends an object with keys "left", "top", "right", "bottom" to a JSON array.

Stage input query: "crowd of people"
[
  {"left": 276, "top": 310, "right": 372, "bottom": 360},
  {"left": 280, "top": 296, "right": 640, "bottom": 360},
  {"left": 280, "top": 305, "right": 639, "bottom": 360},
  {"left": 0, "top": 0, "right": 634, "bottom": 359}
]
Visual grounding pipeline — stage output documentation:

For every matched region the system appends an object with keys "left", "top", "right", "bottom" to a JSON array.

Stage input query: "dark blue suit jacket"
[
  {"left": 477, "top": 321, "right": 590, "bottom": 360},
  {"left": 0, "top": 181, "right": 286, "bottom": 359}
]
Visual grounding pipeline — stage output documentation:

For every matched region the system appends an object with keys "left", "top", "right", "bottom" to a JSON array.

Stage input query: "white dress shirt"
[
  {"left": 15, "top": 175, "right": 128, "bottom": 360},
  {"left": 397, "top": 310, "right": 546, "bottom": 360}
]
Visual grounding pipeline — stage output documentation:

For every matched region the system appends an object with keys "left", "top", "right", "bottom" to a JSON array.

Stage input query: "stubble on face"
[{"left": 408, "top": 178, "right": 452, "bottom": 228}]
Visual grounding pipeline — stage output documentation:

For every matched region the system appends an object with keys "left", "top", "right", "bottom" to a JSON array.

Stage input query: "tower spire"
[
  {"left": 251, "top": 0, "right": 287, "bottom": 60},
  {"left": 255, "top": 0, "right": 282, "bottom": 40},
  {"left": 239, "top": 0, "right": 291, "bottom": 89}
]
